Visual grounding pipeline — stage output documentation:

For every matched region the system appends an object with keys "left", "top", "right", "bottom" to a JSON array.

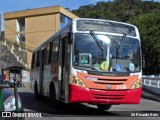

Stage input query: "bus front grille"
[
  {"left": 94, "top": 78, "right": 127, "bottom": 85},
  {"left": 91, "top": 89, "right": 126, "bottom": 100},
  {"left": 93, "top": 94, "right": 125, "bottom": 100}
]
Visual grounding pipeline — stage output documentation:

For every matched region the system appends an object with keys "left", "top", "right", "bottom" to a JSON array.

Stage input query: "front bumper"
[{"left": 69, "top": 84, "right": 142, "bottom": 104}]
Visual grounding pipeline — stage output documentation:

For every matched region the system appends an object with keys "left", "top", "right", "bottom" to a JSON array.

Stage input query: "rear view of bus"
[{"left": 70, "top": 18, "right": 142, "bottom": 110}]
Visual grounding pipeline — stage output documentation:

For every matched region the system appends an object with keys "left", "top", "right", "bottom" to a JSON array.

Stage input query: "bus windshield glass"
[
  {"left": 73, "top": 33, "right": 141, "bottom": 73},
  {"left": 77, "top": 20, "right": 136, "bottom": 37}
]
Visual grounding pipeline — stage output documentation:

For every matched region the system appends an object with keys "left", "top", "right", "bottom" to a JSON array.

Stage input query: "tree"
[
  {"left": 72, "top": 0, "right": 160, "bottom": 22},
  {"left": 129, "top": 13, "right": 160, "bottom": 74}
]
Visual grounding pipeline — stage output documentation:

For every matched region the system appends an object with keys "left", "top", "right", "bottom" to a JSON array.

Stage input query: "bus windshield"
[{"left": 73, "top": 33, "right": 141, "bottom": 73}]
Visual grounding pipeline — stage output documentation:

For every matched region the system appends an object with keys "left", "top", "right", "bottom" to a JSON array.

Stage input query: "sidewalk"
[{"left": 142, "top": 88, "right": 160, "bottom": 102}]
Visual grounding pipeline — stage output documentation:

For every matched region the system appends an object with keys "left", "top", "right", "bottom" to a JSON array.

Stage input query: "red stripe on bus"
[{"left": 69, "top": 84, "right": 142, "bottom": 104}]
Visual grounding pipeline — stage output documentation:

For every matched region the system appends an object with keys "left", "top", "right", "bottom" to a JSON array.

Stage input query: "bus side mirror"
[{"left": 68, "top": 32, "right": 73, "bottom": 44}]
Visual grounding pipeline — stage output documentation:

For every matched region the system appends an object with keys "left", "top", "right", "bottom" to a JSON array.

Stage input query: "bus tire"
[
  {"left": 49, "top": 84, "right": 57, "bottom": 107},
  {"left": 34, "top": 82, "right": 39, "bottom": 100},
  {"left": 97, "top": 104, "right": 112, "bottom": 111}
]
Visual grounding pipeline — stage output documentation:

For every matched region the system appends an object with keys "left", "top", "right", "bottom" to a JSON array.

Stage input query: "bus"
[{"left": 30, "top": 18, "right": 142, "bottom": 110}]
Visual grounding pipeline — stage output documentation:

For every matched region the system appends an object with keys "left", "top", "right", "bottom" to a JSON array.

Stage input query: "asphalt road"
[{"left": 17, "top": 87, "right": 160, "bottom": 120}]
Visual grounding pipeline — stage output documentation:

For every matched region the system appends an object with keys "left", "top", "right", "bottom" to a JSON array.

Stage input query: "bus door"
[
  {"left": 39, "top": 48, "right": 45, "bottom": 94},
  {"left": 60, "top": 35, "right": 70, "bottom": 102}
]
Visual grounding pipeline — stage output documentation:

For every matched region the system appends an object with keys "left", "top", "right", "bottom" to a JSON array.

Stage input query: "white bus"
[{"left": 30, "top": 18, "right": 142, "bottom": 110}]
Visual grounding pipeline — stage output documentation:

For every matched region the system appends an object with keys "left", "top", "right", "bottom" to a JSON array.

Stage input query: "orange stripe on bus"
[{"left": 77, "top": 72, "right": 138, "bottom": 90}]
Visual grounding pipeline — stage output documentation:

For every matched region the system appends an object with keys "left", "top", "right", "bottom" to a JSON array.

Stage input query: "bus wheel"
[
  {"left": 49, "top": 85, "right": 57, "bottom": 107},
  {"left": 34, "top": 82, "right": 39, "bottom": 100},
  {"left": 97, "top": 104, "right": 112, "bottom": 111}
]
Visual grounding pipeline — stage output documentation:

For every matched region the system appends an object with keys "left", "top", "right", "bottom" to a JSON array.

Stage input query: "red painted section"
[{"left": 69, "top": 84, "right": 142, "bottom": 104}]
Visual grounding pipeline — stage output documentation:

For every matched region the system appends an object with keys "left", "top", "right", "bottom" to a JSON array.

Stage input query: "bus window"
[
  {"left": 45, "top": 44, "right": 50, "bottom": 64},
  {"left": 48, "top": 42, "right": 53, "bottom": 64},
  {"left": 52, "top": 37, "right": 59, "bottom": 63},
  {"left": 31, "top": 53, "right": 35, "bottom": 69},
  {"left": 34, "top": 52, "right": 37, "bottom": 68},
  {"left": 44, "top": 47, "right": 47, "bottom": 65},
  {"left": 36, "top": 51, "right": 40, "bottom": 67}
]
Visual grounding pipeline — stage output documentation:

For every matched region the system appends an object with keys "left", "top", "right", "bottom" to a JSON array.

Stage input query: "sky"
[
  {"left": 0, "top": 0, "right": 160, "bottom": 31},
  {"left": 0, "top": 0, "right": 112, "bottom": 31}
]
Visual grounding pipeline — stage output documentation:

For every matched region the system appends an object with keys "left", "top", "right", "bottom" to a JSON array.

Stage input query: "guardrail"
[{"left": 142, "top": 76, "right": 160, "bottom": 95}]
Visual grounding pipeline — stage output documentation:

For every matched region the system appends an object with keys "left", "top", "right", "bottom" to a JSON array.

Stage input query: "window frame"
[{"left": 52, "top": 37, "right": 60, "bottom": 63}]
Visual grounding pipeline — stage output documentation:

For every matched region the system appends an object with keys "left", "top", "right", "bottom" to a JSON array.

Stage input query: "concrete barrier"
[{"left": 142, "top": 76, "right": 160, "bottom": 95}]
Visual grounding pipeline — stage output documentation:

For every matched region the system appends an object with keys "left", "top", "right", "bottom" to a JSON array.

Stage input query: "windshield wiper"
[
  {"left": 90, "top": 30, "right": 104, "bottom": 50},
  {"left": 117, "top": 33, "right": 126, "bottom": 55}
]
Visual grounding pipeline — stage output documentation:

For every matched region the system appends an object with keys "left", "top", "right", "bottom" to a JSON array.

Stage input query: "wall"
[
  {"left": 25, "top": 13, "right": 59, "bottom": 50},
  {"left": 25, "top": 14, "right": 59, "bottom": 68},
  {"left": 4, "top": 19, "right": 17, "bottom": 42},
  {"left": 4, "top": 6, "right": 78, "bottom": 69},
  {"left": 142, "top": 76, "right": 160, "bottom": 95}
]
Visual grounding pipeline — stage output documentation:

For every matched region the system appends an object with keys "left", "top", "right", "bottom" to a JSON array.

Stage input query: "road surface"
[{"left": 17, "top": 87, "right": 160, "bottom": 120}]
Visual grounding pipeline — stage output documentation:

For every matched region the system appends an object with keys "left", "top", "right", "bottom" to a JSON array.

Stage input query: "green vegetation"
[
  {"left": 72, "top": 0, "right": 160, "bottom": 74},
  {"left": 129, "top": 13, "right": 160, "bottom": 74}
]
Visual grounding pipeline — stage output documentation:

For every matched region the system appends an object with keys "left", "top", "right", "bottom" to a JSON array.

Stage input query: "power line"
[
  {"left": 5, "top": 29, "right": 56, "bottom": 35},
  {"left": 1, "top": 22, "right": 37, "bottom": 49},
  {"left": 0, "top": 23, "right": 37, "bottom": 68}
]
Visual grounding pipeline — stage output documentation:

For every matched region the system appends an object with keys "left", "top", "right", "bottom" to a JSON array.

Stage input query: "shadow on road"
[
  {"left": 19, "top": 91, "right": 119, "bottom": 116},
  {"left": 141, "top": 89, "right": 160, "bottom": 103}
]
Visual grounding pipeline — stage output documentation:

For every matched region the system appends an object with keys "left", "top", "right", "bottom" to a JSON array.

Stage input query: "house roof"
[{"left": 4, "top": 6, "right": 78, "bottom": 20}]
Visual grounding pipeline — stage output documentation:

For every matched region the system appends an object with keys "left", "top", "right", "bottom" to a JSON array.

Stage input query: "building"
[{"left": 3, "top": 6, "right": 78, "bottom": 68}]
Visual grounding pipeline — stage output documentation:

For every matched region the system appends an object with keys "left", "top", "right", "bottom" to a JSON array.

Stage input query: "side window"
[
  {"left": 52, "top": 37, "right": 59, "bottom": 63},
  {"left": 60, "top": 14, "right": 65, "bottom": 24},
  {"left": 34, "top": 52, "right": 37, "bottom": 68},
  {"left": 36, "top": 51, "right": 40, "bottom": 67},
  {"left": 31, "top": 53, "right": 35, "bottom": 69},
  {"left": 44, "top": 47, "right": 47, "bottom": 65},
  {"left": 42, "top": 48, "right": 46, "bottom": 65},
  {"left": 49, "top": 42, "right": 53, "bottom": 64},
  {"left": 45, "top": 44, "right": 50, "bottom": 64}
]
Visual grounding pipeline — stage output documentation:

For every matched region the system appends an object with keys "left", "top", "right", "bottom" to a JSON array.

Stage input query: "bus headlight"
[
  {"left": 71, "top": 75, "right": 86, "bottom": 87},
  {"left": 131, "top": 79, "right": 142, "bottom": 89},
  {"left": 72, "top": 79, "right": 77, "bottom": 84},
  {"left": 3, "top": 96, "right": 22, "bottom": 111},
  {"left": 79, "top": 82, "right": 83, "bottom": 86}
]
